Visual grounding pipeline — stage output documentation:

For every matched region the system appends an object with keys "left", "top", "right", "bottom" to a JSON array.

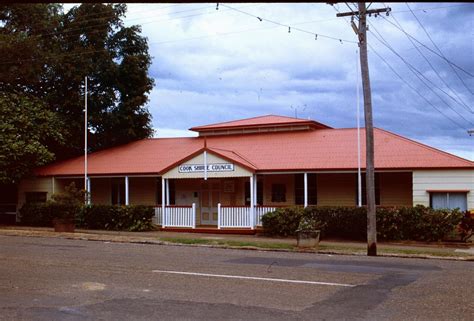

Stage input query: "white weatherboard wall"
[
  {"left": 162, "top": 152, "right": 252, "bottom": 179},
  {"left": 413, "top": 170, "right": 474, "bottom": 210}
]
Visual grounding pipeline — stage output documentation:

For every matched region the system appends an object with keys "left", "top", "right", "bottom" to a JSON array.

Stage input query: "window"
[
  {"left": 294, "top": 174, "right": 317, "bottom": 205},
  {"left": 244, "top": 179, "right": 263, "bottom": 206},
  {"left": 25, "top": 192, "right": 47, "bottom": 203},
  {"left": 271, "top": 184, "right": 286, "bottom": 202},
  {"left": 357, "top": 173, "right": 380, "bottom": 206},
  {"left": 111, "top": 181, "right": 125, "bottom": 205},
  {"left": 430, "top": 192, "right": 467, "bottom": 211}
]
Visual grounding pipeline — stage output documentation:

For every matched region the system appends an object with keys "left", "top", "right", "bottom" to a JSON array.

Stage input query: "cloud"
[{"left": 123, "top": 2, "right": 473, "bottom": 160}]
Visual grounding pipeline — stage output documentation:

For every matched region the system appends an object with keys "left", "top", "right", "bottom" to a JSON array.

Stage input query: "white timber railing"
[
  {"left": 217, "top": 205, "right": 278, "bottom": 229},
  {"left": 255, "top": 206, "right": 277, "bottom": 226},
  {"left": 218, "top": 204, "right": 252, "bottom": 228},
  {"left": 154, "top": 206, "right": 163, "bottom": 225},
  {"left": 157, "top": 204, "right": 196, "bottom": 228}
]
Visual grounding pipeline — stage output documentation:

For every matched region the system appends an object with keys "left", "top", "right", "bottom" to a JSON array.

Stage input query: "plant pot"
[
  {"left": 296, "top": 230, "right": 320, "bottom": 248},
  {"left": 53, "top": 218, "right": 75, "bottom": 233}
]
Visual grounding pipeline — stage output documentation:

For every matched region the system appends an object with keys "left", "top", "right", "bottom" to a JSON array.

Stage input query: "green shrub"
[
  {"left": 458, "top": 214, "right": 474, "bottom": 242},
  {"left": 80, "top": 204, "right": 154, "bottom": 232},
  {"left": 304, "top": 206, "right": 367, "bottom": 240},
  {"left": 18, "top": 202, "right": 53, "bottom": 227},
  {"left": 50, "top": 182, "right": 84, "bottom": 221},
  {"left": 261, "top": 206, "right": 304, "bottom": 236},
  {"left": 19, "top": 196, "right": 155, "bottom": 232},
  {"left": 261, "top": 205, "right": 467, "bottom": 242}
]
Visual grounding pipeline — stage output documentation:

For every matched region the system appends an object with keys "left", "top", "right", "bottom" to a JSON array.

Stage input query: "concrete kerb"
[{"left": 0, "top": 227, "right": 472, "bottom": 262}]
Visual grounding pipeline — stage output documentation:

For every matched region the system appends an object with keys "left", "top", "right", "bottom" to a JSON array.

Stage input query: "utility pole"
[{"left": 336, "top": 3, "right": 391, "bottom": 256}]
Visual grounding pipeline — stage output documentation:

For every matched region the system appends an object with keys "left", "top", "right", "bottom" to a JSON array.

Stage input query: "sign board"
[{"left": 178, "top": 163, "right": 234, "bottom": 173}]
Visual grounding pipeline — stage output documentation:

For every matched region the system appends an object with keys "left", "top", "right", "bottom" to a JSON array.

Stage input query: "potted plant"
[
  {"left": 51, "top": 182, "right": 84, "bottom": 233},
  {"left": 296, "top": 216, "right": 325, "bottom": 248}
]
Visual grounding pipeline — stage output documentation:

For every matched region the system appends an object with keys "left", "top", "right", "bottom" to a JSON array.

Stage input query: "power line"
[
  {"left": 405, "top": 2, "right": 474, "bottom": 97},
  {"left": 368, "top": 42, "right": 467, "bottom": 130},
  {"left": 391, "top": 3, "right": 472, "bottom": 14},
  {"left": 147, "top": 17, "right": 341, "bottom": 46},
  {"left": 379, "top": 14, "right": 474, "bottom": 78},
  {"left": 0, "top": 4, "right": 216, "bottom": 44},
  {"left": 219, "top": 4, "right": 358, "bottom": 44},
  {"left": 387, "top": 7, "right": 472, "bottom": 113},
  {"left": 0, "top": 4, "right": 263, "bottom": 66},
  {"left": 332, "top": 4, "right": 469, "bottom": 132},
  {"left": 368, "top": 24, "right": 474, "bottom": 127}
]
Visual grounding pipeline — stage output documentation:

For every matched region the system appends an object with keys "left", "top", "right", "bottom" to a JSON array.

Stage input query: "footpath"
[{"left": 0, "top": 225, "right": 473, "bottom": 261}]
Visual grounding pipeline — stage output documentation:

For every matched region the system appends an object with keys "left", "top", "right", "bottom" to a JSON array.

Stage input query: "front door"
[{"left": 200, "top": 180, "right": 220, "bottom": 225}]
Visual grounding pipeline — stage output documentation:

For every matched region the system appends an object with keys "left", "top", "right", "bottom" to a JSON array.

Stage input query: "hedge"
[
  {"left": 80, "top": 205, "right": 155, "bottom": 232},
  {"left": 261, "top": 205, "right": 471, "bottom": 242},
  {"left": 18, "top": 203, "right": 155, "bottom": 232},
  {"left": 18, "top": 202, "right": 54, "bottom": 227}
]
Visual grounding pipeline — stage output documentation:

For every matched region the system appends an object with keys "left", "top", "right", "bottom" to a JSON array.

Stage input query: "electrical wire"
[
  {"left": 369, "top": 24, "right": 474, "bottom": 127},
  {"left": 0, "top": 4, "right": 217, "bottom": 44},
  {"left": 147, "top": 17, "right": 341, "bottom": 46},
  {"left": 332, "top": 3, "right": 470, "bottom": 130},
  {"left": 379, "top": 14, "right": 474, "bottom": 78},
  {"left": 368, "top": 43, "right": 467, "bottom": 130},
  {"left": 391, "top": 3, "right": 471, "bottom": 14},
  {"left": 387, "top": 8, "right": 472, "bottom": 113},
  {"left": 0, "top": 4, "right": 264, "bottom": 66},
  {"left": 219, "top": 4, "right": 358, "bottom": 44},
  {"left": 405, "top": 2, "right": 474, "bottom": 97}
]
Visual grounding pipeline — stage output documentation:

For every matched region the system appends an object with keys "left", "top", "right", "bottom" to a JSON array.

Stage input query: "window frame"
[
  {"left": 429, "top": 191, "right": 468, "bottom": 211},
  {"left": 271, "top": 183, "right": 286, "bottom": 203}
]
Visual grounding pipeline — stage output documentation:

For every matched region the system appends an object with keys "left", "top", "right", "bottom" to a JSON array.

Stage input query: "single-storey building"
[{"left": 16, "top": 115, "right": 474, "bottom": 232}]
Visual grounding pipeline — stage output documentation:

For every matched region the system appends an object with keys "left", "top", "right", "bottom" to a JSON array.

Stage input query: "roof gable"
[
  {"left": 162, "top": 149, "right": 254, "bottom": 179},
  {"left": 189, "top": 115, "right": 331, "bottom": 134}
]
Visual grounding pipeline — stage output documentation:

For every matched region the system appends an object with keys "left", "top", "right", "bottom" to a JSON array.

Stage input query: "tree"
[
  {"left": 0, "top": 92, "right": 64, "bottom": 183},
  {"left": 0, "top": 3, "right": 154, "bottom": 161}
]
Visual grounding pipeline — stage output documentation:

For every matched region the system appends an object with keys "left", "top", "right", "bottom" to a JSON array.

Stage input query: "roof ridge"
[
  {"left": 189, "top": 114, "right": 317, "bottom": 130},
  {"left": 191, "top": 115, "right": 275, "bottom": 129},
  {"left": 375, "top": 127, "right": 474, "bottom": 165}
]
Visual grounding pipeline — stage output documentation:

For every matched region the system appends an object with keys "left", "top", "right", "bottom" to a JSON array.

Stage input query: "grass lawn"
[
  {"left": 159, "top": 237, "right": 295, "bottom": 250},
  {"left": 159, "top": 237, "right": 473, "bottom": 259}
]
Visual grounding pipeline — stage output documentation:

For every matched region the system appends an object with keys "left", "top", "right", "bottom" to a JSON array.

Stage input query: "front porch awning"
[{"left": 161, "top": 148, "right": 255, "bottom": 179}]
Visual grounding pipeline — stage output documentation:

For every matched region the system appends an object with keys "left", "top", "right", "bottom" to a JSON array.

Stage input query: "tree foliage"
[
  {"left": 0, "top": 3, "right": 154, "bottom": 174},
  {"left": 0, "top": 92, "right": 64, "bottom": 183}
]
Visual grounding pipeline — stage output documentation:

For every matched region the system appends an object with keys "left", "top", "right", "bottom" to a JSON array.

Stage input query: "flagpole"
[{"left": 84, "top": 76, "right": 88, "bottom": 204}]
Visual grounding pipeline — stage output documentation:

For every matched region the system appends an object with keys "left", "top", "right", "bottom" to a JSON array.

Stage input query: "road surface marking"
[
  {"left": 152, "top": 270, "right": 356, "bottom": 287},
  {"left": 82, "top": 282, "right": 106, "bottom": 291}
]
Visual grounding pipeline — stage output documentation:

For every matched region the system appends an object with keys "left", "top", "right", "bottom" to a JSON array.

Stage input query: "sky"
[{"left": 68, "top": 2, "right": 474, "bottom": 160}]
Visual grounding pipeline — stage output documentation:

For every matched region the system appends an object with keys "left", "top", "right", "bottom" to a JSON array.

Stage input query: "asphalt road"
[{"left": 0, "top": 235, "right": 472, "bottom": 321}]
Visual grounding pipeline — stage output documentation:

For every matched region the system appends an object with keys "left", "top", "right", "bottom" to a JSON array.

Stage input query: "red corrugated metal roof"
[
  {"left": 35, "top": 127, "right": 473, "bottom": 176},
  {"left": 189, "top": 115, "right": 331, "bottom": 131}
]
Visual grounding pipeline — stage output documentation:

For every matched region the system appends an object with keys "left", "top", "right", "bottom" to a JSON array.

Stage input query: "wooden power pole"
[{"left": 336, "top": 3, "right": 391, "bottom": 256}]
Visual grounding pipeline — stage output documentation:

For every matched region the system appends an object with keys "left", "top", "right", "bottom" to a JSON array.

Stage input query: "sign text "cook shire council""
[{"left": 178, "top": 163, "right": 235, "bottom": 173}]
